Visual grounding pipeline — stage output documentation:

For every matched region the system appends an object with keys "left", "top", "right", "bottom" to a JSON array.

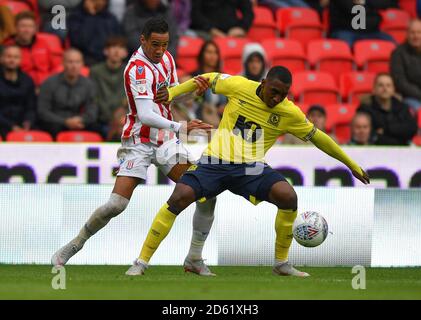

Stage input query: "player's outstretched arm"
[
  {"left": 154, "top": 73, "right": 219, "bottom": 103},
  {"left": 310, "top": 129, "right": 370, "bottom": 185}
]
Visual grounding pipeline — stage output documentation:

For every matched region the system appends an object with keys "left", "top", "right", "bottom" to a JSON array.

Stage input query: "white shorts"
[{"left": 116, "top": 138, "right": 197, "bottom": 180}]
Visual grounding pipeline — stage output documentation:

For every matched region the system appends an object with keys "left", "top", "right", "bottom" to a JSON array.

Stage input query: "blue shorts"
[{"left": 179, "top": 156, "right": 287, "bottom": 205}]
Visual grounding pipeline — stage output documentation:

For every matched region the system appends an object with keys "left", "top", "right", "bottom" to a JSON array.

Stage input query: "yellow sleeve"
[
  {"left": 310, "top": 129, "right": 363, "bottom": 175},
  {"left": 285, "top": 105, "right": 317, "bottom": 141},
  {"left": 167, "top": 73, "right": 241, "bottom": 101}
]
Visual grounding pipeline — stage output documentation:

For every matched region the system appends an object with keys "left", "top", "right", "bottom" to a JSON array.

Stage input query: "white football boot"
[
  {"left": 183, "top": 258, "right": 216, "bottom": 276},
  {"left": 273, "top": 261, "right": 310, "bottom": 277},
  {"left": 51, "top": 241, "right": 80, "bottom": 266},
  {"left": 125, "top": 259, "right": 148, "bottom": 276}
]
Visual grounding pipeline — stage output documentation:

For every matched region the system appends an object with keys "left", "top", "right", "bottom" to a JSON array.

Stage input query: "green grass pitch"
[{"left": 1, "top": 265, "right": 421, "bottom": 300}]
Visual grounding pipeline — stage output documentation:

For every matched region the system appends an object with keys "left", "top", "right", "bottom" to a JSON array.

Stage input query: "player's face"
[
  {"left": 261, "top": 78, "right": 290, "bottom": 108},
  {"left": 141, "top": 32, "right": 169, "bottom": 64}
]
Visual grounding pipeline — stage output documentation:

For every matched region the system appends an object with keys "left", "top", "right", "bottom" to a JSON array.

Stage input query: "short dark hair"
[
  {"left": 266, "top": 66, "right": 292, "bottom": 84},
  {"left": 105, "top": 36, "right": 127, "bottom": 49},
  {"left": 142, "top": 17, "right": 169, "bottom": 39},
  {"left": 15, "top": 11, "right": 36, "bottom": 25},
  {"left": 307, "top": 104, "right": 326, "bottom": 117}
]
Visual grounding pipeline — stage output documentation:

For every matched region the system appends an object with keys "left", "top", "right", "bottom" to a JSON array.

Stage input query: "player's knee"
[
  {"left": 167, "top": 184, "right": 195, "bottom": 214},
  {"left": 106, "top": 193, "right": 129, "bottom": 217},
  {"left": 283, "top": 191, "right": 298, "bottom": 211}
]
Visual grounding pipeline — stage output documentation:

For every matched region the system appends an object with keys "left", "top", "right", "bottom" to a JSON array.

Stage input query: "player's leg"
[
  {"left": 165, "top": 161, "right": 217, "bottom": 276},
  {"left": 51, "top": 176, "right": 141, "bottom": 266},
  {"left": 267, "top": 181, "right": 309, "bottom": 277},
  {"left": 125, "top": 182, "right": 197, "bottom": 275}
]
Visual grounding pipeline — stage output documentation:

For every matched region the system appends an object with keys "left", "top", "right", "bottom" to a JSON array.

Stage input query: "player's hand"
[
  {"left": 154, "top": 86, "right": 169, "bottom": 104},
  {"left": 352, "top": 167, "right": 370, "bottom": 185},
  {"left": 193, "top": 76, "right": 210, "bottom": 96},
  {"left": 184, "top": 119, "right": 213, "bottom": 134}
]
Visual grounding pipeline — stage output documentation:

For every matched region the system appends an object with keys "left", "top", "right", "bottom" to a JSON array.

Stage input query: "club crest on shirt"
[
  {"left": 267, "top": 113, "right": 280, "bottom": 126},
  {"left": 126, "top": 160, "right": 134, "bottom": 170},
  {"left": 137, "top": 66, "right": 144, "bottom": 75}
]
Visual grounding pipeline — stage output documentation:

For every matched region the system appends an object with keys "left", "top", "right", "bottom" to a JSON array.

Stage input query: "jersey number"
[{"left": 233, "top": 115, "right": 262, "bottom": 143}]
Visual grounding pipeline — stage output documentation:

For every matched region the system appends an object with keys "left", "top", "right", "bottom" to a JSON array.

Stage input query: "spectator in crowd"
[
  {"left": 305, "top": 0, "right": 330, "bottom": 17},
  {"left": 349, "top": 111, "right": 373, "bottom": 145},
  {"left": 191, "top": 40, "right": 227, "bottom": 128},
  {"left": 241, "top": 43, "right": 268, "bottom": 82},
  {"left": 170, "top": 0, "right": 191, "bottom": 36},
  {"left": 106, "top": 103, "right": 127, "bottom": 141},
  {"left": 390, "top": 19, "right": 421, "bottom": 111},
  {"left": 0, "top": 5, "right": 15, "bottom": 44},
  {"left": 68, "top": 0, "right": 122, "bottom": 66},
  {"left": 329, "top": 0, "right": 397, "bottom": 47},
  {"left": 123, "top": 0, "right": 179, "bottom": 57},
  {"left": 3, "top": 11, "right": 59, "bottom": 87},
  {"left": 0, "top": 45, "right": 36, "bottom": 139},
  {"left": 190, "top": 0, "right": 254, "bottom": 39},
  {"left": 258, "top": 0, "right": 309, "bottom": 11},
  {"left": 418, "top": 0, "right": 421, "bottom": 17},
  {"left": 283, "top": 104, "right": 331, "bottom": 144},
  {"left": 38, "top": 48, "right": 99, "bottom": 138},
  {"left": 38, "top": 0, "right": 82, "bottom": 43},
  {"left": 90, "top": 36, "right": 128, "bottom": 138},
  {"left": 357, "top": 73, "right": 417, "bottom": 146}
]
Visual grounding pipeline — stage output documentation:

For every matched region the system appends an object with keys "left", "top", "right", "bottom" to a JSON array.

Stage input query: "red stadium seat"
[
  {"left": 325, "top": 103, "right": 359, "bottom": 144},
  {"left": 291, "top": 71, "right": 339, "bottom": 105},
  {"left": 339, "top": 72, "right": 376, "bottom": 103},
  {"left": 214, "top": 37, "right": 250, "bottom": 75},
  {"left": 0, "top": 0, "right": 31, "bottom": 15},
  {"left": 56, "top": 131, "right": 103, "bottom": 142},
  {"left": 413, "top": 135, "right": 421, "bottom": 146},
  {"left": 354, "top": 40, "right": 396, "bottom": 73},
  {"left": 380, "top": 9, "right": 410, "bottom": 43},
  {"left": 6, "top": 130, "right": 53, "bottom": 142},
  {"left": 307, "top": 39, "right": 354, "bottom": 84},
  {"left": 276, "top": 8, "right": 323, "bottom": 48},
  {"left": 261, "top": 39, "right": 307, "bottom": 73},
  {"left": 399, "top": 0, "right": 417, "bottom": 18},
  {"left": 247, "top": 6, "right": 277, "bottom": 42},
  {"left": 176, "top": 36, "right": 204, "bottom": 74}
]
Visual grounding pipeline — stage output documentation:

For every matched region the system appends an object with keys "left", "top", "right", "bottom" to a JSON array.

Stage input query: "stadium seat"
[
  {"left": 214, "top": 37, "right": 250, "bottom": 75},
  {"left": 276, "top": 8, "right": 323, "bottom": 48},
  {"left": 399, "top": 0, "right": 417, "bottom": 18},
  {"left": 37, "top": 32, "right": 63, "bottom": 68},
  {"left": 339, "top": 72, "right": 376, "bottom": 103},
  {"left": 247, "top": 6, "right": 277, "bottom": 42},
  {"left": 176, "top": 36, "right": 204, "bottom": 74},
  {"left": 353, "top": 40, "right": 396, "bottom": 73},
  {"left": 307, "top": 39, "right": 354, "bottom": 84},
  {"left": 56, "top": 131, "right": 103, "bottom": 142},
  {"left": 325, "top": 103, "right": 359, "bottom": 144},
  {"left": 6, "top": 130, "right": 53, "bottom": 142},
  {"left": 0, "top": 0, "right": 31, "bottom": 15},
  {"left": 413, "top": 135, "right": 421, "bottom": 146},
  {"left": 418, "top": 110, "right": 421, "bottom": 128},
  {"left": 261, "top": 39, "right": 307, "bottom": 73},
  {"left": 291, "top": 71, "right": 339, "bottom": 105},
  {"left": 380, "top": 9, "right": 410, "bottom": 43}
]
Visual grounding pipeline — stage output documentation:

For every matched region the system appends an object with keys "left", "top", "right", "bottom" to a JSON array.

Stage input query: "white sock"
[{"left": 187, "top": 198, "right": 216, "bottom": 260}]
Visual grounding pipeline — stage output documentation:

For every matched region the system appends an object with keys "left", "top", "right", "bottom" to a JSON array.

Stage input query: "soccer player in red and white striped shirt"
[{"left": 51, "top": 17, "right": 217, "bottom": 276}]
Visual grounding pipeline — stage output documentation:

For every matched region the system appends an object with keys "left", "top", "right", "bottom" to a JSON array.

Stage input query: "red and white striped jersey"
[{"left": 122, "top": 46, "right": 178, "bottom": 145}]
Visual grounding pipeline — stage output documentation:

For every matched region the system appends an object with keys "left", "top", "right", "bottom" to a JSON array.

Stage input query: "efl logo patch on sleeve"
[{"left": 136, "top": 79, "right": 148, "bottom": 95}]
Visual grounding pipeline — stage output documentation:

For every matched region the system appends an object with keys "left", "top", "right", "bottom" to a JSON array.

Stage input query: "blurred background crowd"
[{"left": 1, "top": 0, "right": 421, "bottom": 146}]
